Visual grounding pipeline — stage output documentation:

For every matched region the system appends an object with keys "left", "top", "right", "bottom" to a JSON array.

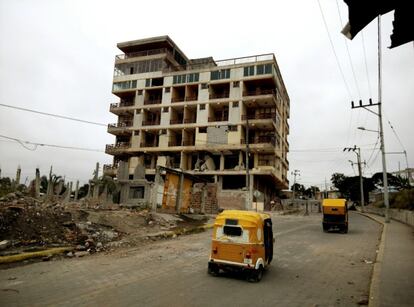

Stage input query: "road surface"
[{"left": 0, "top": 212, "right": 381, "bottom": 306}]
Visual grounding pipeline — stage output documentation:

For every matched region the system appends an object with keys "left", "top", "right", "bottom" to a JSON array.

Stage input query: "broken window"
[{"left": 129, "top": 186, "right": 145, "bottom": 199}]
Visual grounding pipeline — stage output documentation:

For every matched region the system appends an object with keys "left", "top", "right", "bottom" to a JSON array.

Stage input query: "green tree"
[{"left": 304, "top": 186, "right": 320, "bottom": 198}]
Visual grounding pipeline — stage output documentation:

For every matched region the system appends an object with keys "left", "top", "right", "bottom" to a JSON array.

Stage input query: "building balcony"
[
  {"left": 183, "top": 118, "right": 196, "bottom": 124},
  {"left": 208, "top": 117, "right": 229, "bottom": 123},
  {"left": 171, "top": 97, "right": 185, "bottom": 103},
  {"left": 144, "top": 99, "right": 162, "bottom": 105},
  {"left": 242, "top": 113, "right": 276, "bottom": 121},
  {"left": 115, "top": 48, "right": 170, "bottom": 61},
  {"left": 170, "top": 119, "right": 183, "bottom": 125},
  {"left": 142, "top": 120, "right": 161, "bottom": 126},
  {"left": 168, "top": 140, "right": 181, "bottom": 147},
  {"left": 185, "top": 96, "right": 198, "bottom": 102},
  {"left": 107, "top": 121, "right": 133, "bottom": 135},
  {"left": 182, "top": 140, "right": 195, "bottom": 146},
  {"left": 241, "top": 136, "right": 276, "bottom": 146},
  {"left": 243, "top": 89, "right": 276, "bottom": 97},
  {"left": 140, "top": 142, "right": 158, "bottom": 148},
  {"left": 109, "top": 101, "right": 135, "bottom": 114},
  {"left": 209, "top": 92, "right": 230, "bottom": 100},
  {"left": 105, "top": 143, "right": 130, "bottom": 154}
]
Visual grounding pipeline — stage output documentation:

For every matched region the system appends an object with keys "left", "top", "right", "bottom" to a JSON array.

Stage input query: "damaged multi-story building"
[{"left": 104, "top": 36, "right": 290, "bottom": 210}]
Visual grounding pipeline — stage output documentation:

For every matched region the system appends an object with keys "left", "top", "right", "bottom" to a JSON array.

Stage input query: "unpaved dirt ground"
[{"left": 0, "top": 212, "right": 381, "bottom": 306}]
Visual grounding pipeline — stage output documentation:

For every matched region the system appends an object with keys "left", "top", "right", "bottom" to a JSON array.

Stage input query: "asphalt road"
[{"left": 0, "top": 211, "right": 381, "bottom": 307}]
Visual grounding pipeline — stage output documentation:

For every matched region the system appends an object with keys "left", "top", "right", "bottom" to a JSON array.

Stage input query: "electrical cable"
[
  {"left": 0, "top": 134, "right": 104, "bottom": 153},
  {"left": 317, "top": 0, "right": 353, "bottom": 101},
  {"left": 335, "top": 0, "right": 361, "bottom": 97},
  {"left": 0, "top": 103, "right": 107, "bottom": 127}
]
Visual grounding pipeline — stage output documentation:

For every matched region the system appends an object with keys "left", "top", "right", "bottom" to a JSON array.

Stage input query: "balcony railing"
[
  {"left": 140, "top": 142, "right": 158, "bottom": 148},
  {"left": 258, "top": 159, "right": 275, "bottom": 166},
  {"left": 242, "top": 113, "right": 276, "bottom": 120},
  {"left": 182, "top": 140, "right": 195, "bottom": 146},
  {"left": 240, "top": 136, "right": 276, "bottom": 146},
  {"left": 243, "top": 89, "right": 276, "bottom": 97},
  {"left": 170, "top": 119, "right": 183, "bottom": 125},
  {"left": 163, "top": 53, "right": 275, "bottom": 72},
  {"left": 110, "top": 100, "right": 134, "bottom": 110},
  {"left": 144, "top": 99, "right": 162, "bottom": 105},
  {"left": 208, "top": 117, "right": 228, "bottom": 123},
  {"left": 185, "top": 96, "right": 198, "bottom": 102},
  {"left": 105, "top": 143, "right": 130, "bottom": 153},
  {"left": 142, "top": 120, "right": 160, "bottom": 126},
  {"left": 183, "top": 118, "right": 196, "bottom": 124},
  {"left": 209, "top": 92, "right": 230, "bottom": 100},
  {"left": 108, "top": 121, "right": 132, "bottom": 129},
  {"left": 171, "top": 97, "right": 185, "bottom": 103},
  {"left": 168, "top": 140, "right": 181, "bottom": 146},
  {"left": 115, "top": 48, "right": 169, "bottom": 60}
]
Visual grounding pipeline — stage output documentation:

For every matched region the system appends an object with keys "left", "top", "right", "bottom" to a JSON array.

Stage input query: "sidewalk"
[{"left": 363, "top": 213, "right": 414, "bottom": 307}]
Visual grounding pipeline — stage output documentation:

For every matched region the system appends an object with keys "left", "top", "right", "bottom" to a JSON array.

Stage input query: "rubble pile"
[{"left": 0, "top": 192, "right": 207, "bottom": 260}]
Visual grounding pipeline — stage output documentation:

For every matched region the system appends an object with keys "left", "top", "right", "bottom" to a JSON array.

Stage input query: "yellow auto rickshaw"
[
  {"left": 322, "top": 198, "right": 348, "bottom": 233},
  {"left": 208, "top": 210, "right": 274, "bottom": 282}
]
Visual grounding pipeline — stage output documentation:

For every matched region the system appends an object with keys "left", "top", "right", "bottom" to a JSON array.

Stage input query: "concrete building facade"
[{"left": 104, "top": 36, "right": 290, "bottom": 209}]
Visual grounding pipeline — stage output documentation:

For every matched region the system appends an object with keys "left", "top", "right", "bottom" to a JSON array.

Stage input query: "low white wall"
[{"left": 363, "top": 206, "right": 414, "bottom": 227}]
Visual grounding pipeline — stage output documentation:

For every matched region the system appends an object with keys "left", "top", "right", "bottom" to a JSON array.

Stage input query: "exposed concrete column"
[
  {"left": 46, "top": 166, "right": 53, "bottom": 199},
  {"left": 15, "top": 165, "right": 21, "bottom": 186},
  {"left": 64, "top": 182, "right": 72, "bottom": 203},
  {"left": 35, "top": 168, "right": 40, "bottom": 199},
  {"left": 254, "top": 153, "right": 259, "bottom": 169},
  {"left": 92, "top": 162, "right": 100, "bottom": 199},
  {"left": 219, "top": 153, "right": 225, "bottom": 171},
  {"left": 74, "top": 180, "right": 79, "bottom": 201},
  {"left": 150, "top": 155, "right": 156, "bottom": 169},
  {"left": 238, "top": 151, "right": 244, "bottom": 168}
]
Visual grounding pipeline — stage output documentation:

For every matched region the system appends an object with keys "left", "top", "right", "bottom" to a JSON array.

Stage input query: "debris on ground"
[{"left": 0, "top": 192, "right": 211, "bottom": 263}]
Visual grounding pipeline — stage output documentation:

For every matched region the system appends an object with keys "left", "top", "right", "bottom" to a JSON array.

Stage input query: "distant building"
[{"left": 104, "top": 36, "right": 290, "bottom": 209}]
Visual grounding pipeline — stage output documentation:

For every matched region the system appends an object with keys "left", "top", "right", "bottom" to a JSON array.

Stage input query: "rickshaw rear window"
[{"left": 223, "top": 226, "right": 242, "bottom": 236}]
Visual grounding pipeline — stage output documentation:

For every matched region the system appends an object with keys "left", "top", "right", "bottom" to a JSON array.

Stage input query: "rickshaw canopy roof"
[
  {"left": 322, "top": 198, "right": 347, "bottom": 207},
  {"left": 214, "top": 210, "right": 271, "bottom": 228}
]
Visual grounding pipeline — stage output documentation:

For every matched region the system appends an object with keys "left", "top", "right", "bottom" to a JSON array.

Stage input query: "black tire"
[
  {"left": 322, "top": 223, "right": 328, "bottom": 232},
  {"left": 208, "top": 263, "right": 219, "bottom": 276},
  {"left": 248, "top": 265, "right": 264, "bottom": 282},
  {"left": 343, "top": 225, "right": 348, "bottom": 234},
  {"left": 255, "top": 265, "right": 264, "bottom": 282}
]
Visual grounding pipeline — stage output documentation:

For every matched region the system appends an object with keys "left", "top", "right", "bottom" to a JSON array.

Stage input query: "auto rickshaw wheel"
[
  {"left": 208, "top": 263, "right": 219, "bottom": 276},
  {"left": 248, "top": 265, "right": 264, "bottom": 282}
]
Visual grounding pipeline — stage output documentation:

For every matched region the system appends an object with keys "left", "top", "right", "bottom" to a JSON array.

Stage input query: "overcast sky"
[{"left": 0, "top": 0, "right": 413, "bottom": 189}]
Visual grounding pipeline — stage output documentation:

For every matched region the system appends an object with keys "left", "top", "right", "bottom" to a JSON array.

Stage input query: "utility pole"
[
  {"left": 350, "top": 17, "right": 390, "bottom": 223},
  {"left": 344, "top": 146, "right": 365, "bottom": 213},
  {"left": 291, "top": 170, "right": 300, "bottom": 201}
]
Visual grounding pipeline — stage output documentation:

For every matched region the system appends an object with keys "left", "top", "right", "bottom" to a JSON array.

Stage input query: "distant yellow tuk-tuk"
[
  {"left": 322, "top": 199, "right": 348, "bottom": 233},
  {"left": 208, "top": 210, "right": 274, "bottom": 282}
]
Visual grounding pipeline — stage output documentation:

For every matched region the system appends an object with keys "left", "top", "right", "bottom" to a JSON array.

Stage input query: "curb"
[
  {"left": 0, "top": 247, "right": 73, "bottom": 264},
  {"left": 358, "top": 212, "right": 387, "bottom": 307}
]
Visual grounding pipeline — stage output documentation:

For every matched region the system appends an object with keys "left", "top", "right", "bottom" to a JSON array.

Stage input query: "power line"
[
  {"left": 317, "top": 0, "right": 353, "bottom": 101},
  {"left": 335, "top": 0, "right": 361, "bottom": 97},
  {"left": 0, "top": 103, "right": 107, "bottom": 127},
  {"left": 0, "top": 134, "right": 104, "bottom": 153},
  {"left": 388, "top": 120, "right": 406, "bottom": 151}
]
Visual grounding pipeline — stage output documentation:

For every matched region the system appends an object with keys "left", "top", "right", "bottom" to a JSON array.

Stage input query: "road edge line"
[{"left": 358, "top": 212, "right": 386, "bottom": 307}]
